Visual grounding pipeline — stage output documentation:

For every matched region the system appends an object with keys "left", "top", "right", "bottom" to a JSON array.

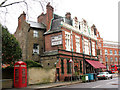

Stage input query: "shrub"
[
  {"left": 2, "top": 65, "right": 14, "bottom": 79},
  {"left": 24, "top": 60, "right": 42, "bottom": 68}
]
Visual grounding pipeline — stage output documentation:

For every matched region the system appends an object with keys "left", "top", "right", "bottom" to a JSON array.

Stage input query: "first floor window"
[
  {"left": 76, "top": 35, "right": 80, "bottom": 53},
  {"left": 115, "top": 57, "right": 118, "bottom": 62},
  {"left": 110, "top": 50, "right": 113, "bottom": 55},
  {"left": 33, "top": 30, "right": 38, "bottom": 37},
  {"left": 92, "top": 42, "right": 95, "bottom": 56},
  {"left": 33, "top": 44, "right": 39, "bottom": 54},
  {"left": 105, "top": 49, "right": 107, "bottom": 55},
  {"left": 84, "top": 38, "right": 90, "bottom": 55},
  {"left": 65, "top": 32, "right": 71, "bottom": 51},
  {"left": 114, "top": 50, "right": 117, "bottom": 55}
]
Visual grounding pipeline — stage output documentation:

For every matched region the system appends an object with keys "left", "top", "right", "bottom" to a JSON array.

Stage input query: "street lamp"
[
  {"left": 69, "top": 59, "right": 73, "bottom": 82},
  {"left": 105, "top": 55, "right": 108, "bottom": 70}
]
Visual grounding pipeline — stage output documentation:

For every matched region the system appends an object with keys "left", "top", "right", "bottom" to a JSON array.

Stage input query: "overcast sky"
[{"left": 0, "top": 0, "right": 119, "bottom": 42}]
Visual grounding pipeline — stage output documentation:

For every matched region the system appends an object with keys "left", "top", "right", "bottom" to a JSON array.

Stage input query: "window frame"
[
  {"left": 110, "top": 50, "right": 113, "bottom": 55},
  {"left": 33, "top": 43, "right": 39, "bottom": 54},
  {"left": 75, "top": 35, "right": 80, "bottom": 53},
  {"left": 33, "top": 30, "right": 39, "bottom": 38},
  {"left": 65, "top": 31, "right": 71, "bottom": 51}
]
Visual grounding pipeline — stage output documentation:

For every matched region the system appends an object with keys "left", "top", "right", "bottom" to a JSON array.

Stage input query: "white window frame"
[
  {"left": 33, "top": 30, "right": 39, "bottom": 37},
  {"left": 115, "top": 57, "right": 117, "bottom": 62},
  {"left": 65, "top": 31, "right": 71, "bottom": 51},
  {"left": 105, "top": 49, "right": 107, "bottom": 55},
  {"left": 75, "top": 35, "right": 80, "bottom": 53},
  {"left": 114, "top": 50, "right": 117, "bottom": 55},
  {"left": 105, "top": 56, "right": 108, "bottom": 62},
  {"left": 110, "top": 50, "right": 112, "bottom": 55},
  {"left": 84, "top": 38, "right": 90, "bottom": 55},
  {"left": 33, "top": 44, "right": 39, "bottom": 54},
  {"left": 119, "top": 51, "right": 120, "bottom": 55},
  {"left": 92, "top": 41, "right": 95, "bottom": 56},
  {"left": 110, "top": 57, "right": 113, "bottom": 62}
]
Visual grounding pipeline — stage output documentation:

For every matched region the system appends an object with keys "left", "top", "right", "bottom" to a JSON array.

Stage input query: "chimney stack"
[
  {"left": 65, "top": 12, "right": 71, "bottom": 20},
  {"left": 46, "top": 2, "right": 54, "bottom": 31},
  {"left": 18, "top": 11, "right": 26, "bottom": 30}
]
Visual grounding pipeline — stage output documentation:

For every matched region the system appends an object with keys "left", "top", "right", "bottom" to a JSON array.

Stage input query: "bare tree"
[{"left": 0, "top": 0, "right": 57, "bottom": 33}]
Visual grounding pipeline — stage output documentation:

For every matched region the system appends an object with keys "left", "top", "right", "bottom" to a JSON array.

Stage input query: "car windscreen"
[{"left": 98, "top": 72, "right": 106, "bottom": 75}]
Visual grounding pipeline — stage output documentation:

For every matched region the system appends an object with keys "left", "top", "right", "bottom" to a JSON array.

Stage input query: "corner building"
[
  {"left": 39, "top": 3, "right": 105, "bottom": 81},
  {"left": 15, "top": 3, "right": 106, "bottom": 81}
]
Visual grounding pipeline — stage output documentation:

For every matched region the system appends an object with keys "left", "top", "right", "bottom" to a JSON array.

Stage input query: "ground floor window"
[
  {"left": 80, "top": 61, "right": 82, "bottom": 73},
  {"left": 61, "top": 59, "right": 64, "bottom": 74},
  {"left": 67, "top": 59, "right": 71, "bottom": 74}
]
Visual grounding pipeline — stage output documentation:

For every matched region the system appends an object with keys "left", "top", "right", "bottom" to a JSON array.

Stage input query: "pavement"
[
  {"left": 3, "top": 73, "right": 118, "bottom": 90},
  {"left": 3, "top": 80, "right": 82, "bottom": 90},
  {"left": 26, "top": 80, "right": 82, "bottom": 89}
]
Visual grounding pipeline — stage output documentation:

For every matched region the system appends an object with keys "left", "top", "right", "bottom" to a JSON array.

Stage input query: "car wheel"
[
  {"left": 111, "top": 76, "right": 112, "bottom": 79},
  {"left": 106, "top": 77, "right": 108, "bottom": 80}
]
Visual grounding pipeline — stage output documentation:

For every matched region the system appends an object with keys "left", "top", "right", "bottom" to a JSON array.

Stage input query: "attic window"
[{"left": 33, "top": 30, "right": 38, "bottom": 37}]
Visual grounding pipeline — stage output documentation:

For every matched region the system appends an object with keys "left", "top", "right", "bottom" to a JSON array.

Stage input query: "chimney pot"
[{"left": 65, "top": 12, "right": 71, "bottom": 20}]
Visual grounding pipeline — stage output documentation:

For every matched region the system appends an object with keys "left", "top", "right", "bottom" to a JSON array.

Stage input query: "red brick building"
[
  {"left": 39, "top": 3, "right": 106, "bottom": 81},
  {"left": 15, "top": 3, "right": 106, "bottom": 81},
  {"left": 100, "top": 40, "right": 120, "bottom": 70}
]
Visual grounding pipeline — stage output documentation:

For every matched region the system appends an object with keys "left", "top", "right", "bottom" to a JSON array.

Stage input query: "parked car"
[{"left": 97, "top": 72, "right": 112, "bottom": 80}]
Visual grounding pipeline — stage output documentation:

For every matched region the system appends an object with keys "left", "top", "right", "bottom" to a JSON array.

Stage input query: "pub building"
[
  {"left": 15, "top": 3, "right": 106, "bottom": 81},
  {"left": 39, "top": 3, "right": 106, "bottom": 81}
]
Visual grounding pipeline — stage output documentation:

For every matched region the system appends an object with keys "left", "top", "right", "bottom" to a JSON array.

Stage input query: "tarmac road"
[{"left": 44, "top": 77, "right": 119, "bottom": 90}]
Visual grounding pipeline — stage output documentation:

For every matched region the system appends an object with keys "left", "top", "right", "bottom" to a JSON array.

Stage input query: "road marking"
[{"left": 92, "top": 85, "right": 102, "bottom": 88}]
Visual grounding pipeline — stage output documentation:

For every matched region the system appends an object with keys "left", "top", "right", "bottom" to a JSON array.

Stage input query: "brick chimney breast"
[
  {"left": 65, "top": 12, "right": 71, "bottom": 20},
  {"left": 46, "top": 2, "right": 54, "bottom": 31},
  {"left": 37, "top": 12, "right": 45, "bottom": 23},
  {"left": 18, "top": 11, "right": 26, "bottom": 30},
  {"left": 46, "top": 2, "right": 54, "bottom": 11}
]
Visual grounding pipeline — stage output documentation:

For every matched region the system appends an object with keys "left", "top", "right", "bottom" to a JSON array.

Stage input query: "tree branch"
[
  {"left": 0, "top": 1, "right": 25, "bottom": 7},
  {"left": 0, "top": 0, "right": 7, "bottom": 7}
]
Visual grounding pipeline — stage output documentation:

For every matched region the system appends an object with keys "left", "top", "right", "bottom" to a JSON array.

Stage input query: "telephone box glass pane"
[
  {"left": 22, "top": 69, "right": 25, "bottom": 84},
  {"left": 15, "top": 69, "right": 19, "bottom": 83}
]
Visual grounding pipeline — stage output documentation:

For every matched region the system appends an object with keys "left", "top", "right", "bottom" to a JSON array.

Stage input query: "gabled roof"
[{"left": 26, "top": 21, "right": 46, "bottom": 29}]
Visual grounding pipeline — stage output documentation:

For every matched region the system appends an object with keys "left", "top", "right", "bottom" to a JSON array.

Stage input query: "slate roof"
[
  {"left": 51, "top": 18, "right": 63, "bottom": 31},
  {"left": 26, "top": 21, "right": 46, "bottom": 29}
]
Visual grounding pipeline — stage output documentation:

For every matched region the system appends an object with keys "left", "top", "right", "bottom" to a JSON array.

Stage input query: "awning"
[{"left": 86, "top": 60, "right": 106, "bottom": 69}]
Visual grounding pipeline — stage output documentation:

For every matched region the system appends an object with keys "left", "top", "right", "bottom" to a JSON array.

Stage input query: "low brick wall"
[{"left": 28, "top": 67, "right": 56, "bottom": 85}]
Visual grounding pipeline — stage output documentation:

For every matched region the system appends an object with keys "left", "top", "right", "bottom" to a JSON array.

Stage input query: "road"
[{"left": 44, "top": 77, "right": 119, "bottom": 90}]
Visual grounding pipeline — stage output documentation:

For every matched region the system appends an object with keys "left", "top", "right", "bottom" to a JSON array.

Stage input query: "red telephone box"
[{"left": 14, "top": 61, "right": 27, "bottom": 88}]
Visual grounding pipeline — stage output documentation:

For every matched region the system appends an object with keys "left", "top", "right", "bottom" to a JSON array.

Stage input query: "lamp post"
[
  {"left": 105, "top": 55, "right": 108, "bottom": 70},
  {"left": 69, "top": 59, "right": 73, "bottom": 82}
]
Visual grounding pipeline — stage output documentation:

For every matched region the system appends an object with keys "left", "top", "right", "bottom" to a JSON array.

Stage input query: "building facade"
[
  {"left": 102, "top": 41, "right": 120, "bottom": 70},
  {"left": 15, "top": 3, "right": 106, "bottom": 81},
  {"left": 14, "top": 12, "right": 46, "bottom": 62}
]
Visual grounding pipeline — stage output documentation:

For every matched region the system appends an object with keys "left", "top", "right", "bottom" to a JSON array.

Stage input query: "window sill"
[{"left": 32, "top": 53, "right": 40, "bottom": 55}]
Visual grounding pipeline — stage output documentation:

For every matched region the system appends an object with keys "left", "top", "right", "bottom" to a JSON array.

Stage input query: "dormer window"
[{"left": 33, "top": 30, "right": 38, "bottom": 37}]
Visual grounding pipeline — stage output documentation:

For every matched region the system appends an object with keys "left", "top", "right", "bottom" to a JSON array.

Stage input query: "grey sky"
[{"left": 0, "top": 0, "right": 119, "bottom": 42}]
